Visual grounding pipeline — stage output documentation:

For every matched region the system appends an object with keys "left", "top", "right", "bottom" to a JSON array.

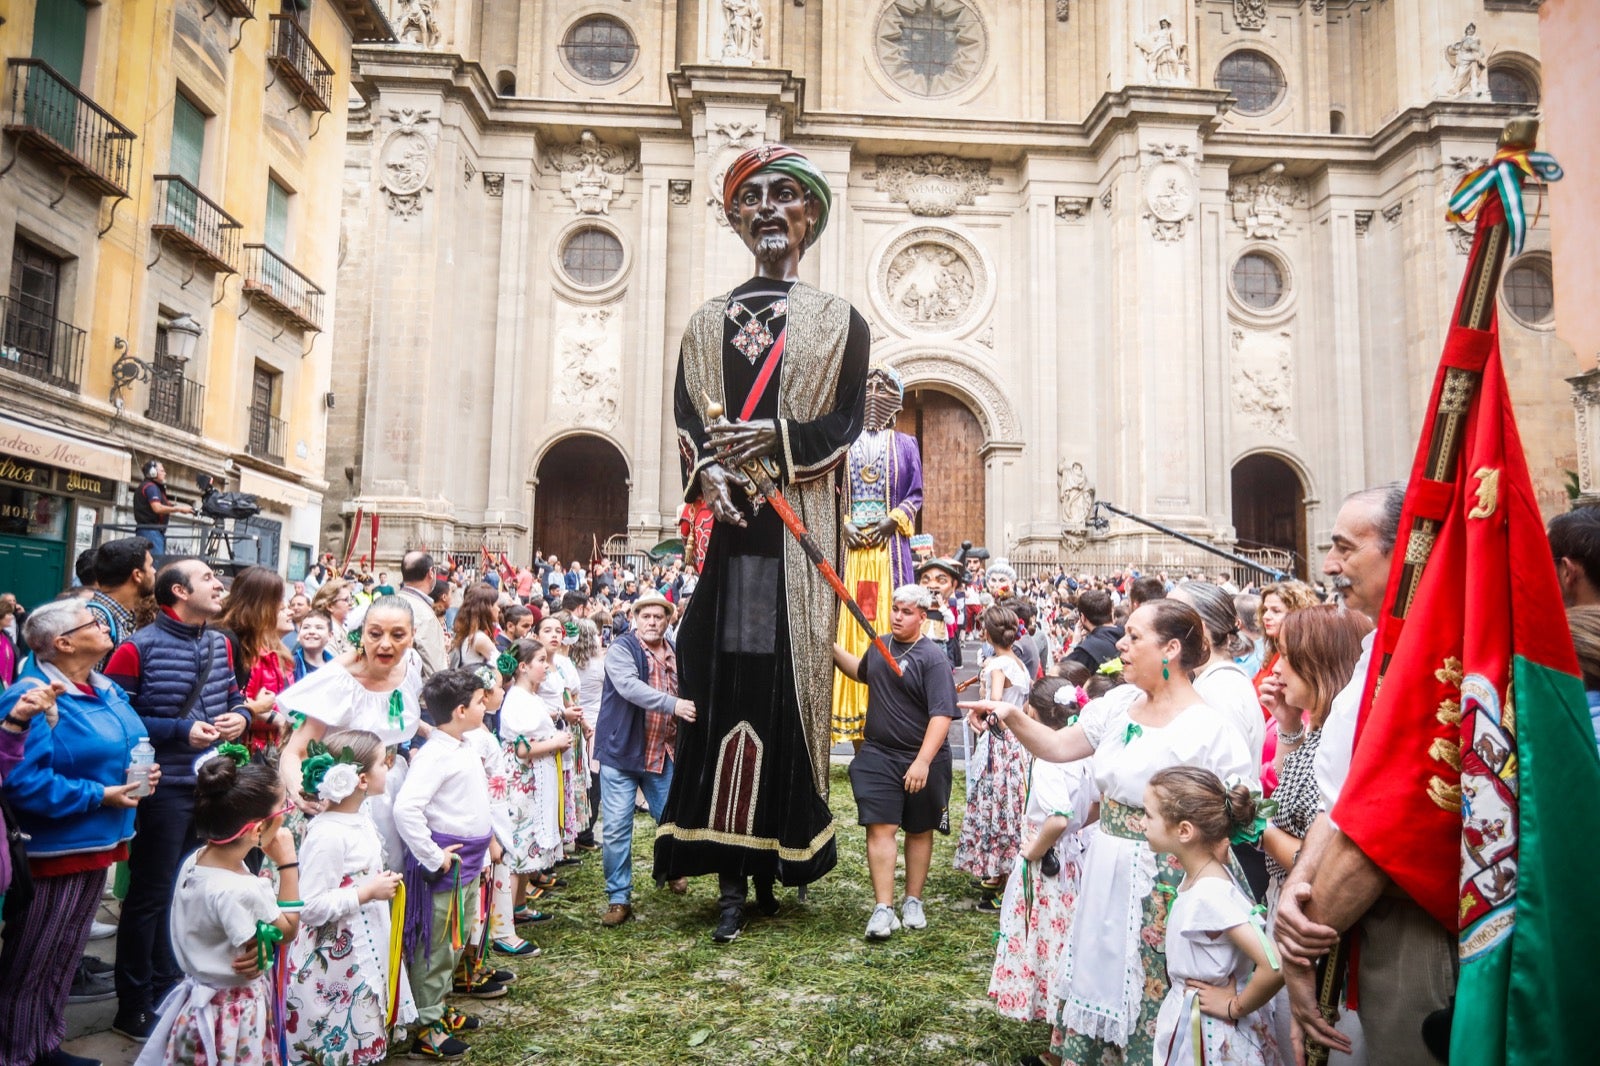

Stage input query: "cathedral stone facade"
[{"left": 328, "top": 0, "right": 1564, "bottom": 575}]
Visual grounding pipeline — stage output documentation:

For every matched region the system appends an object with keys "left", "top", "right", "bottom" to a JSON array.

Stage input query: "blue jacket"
[
  {"left": 0, "top": 661, "right": 143, "bottom": 859},
  {"left": 594, "top": 631, "right": 679, "bottom": 774},
  {"left": 104, "top": 610, "right": 245, "bottom": 785}
]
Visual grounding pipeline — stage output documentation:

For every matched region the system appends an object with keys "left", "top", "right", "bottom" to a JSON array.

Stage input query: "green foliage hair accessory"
[
  {"left": 216, "top": 741, "right": 251, "bottom": 767},
  {"left": 300, "top": 738, "right": 337, "bottom": 798},
  {"left": 1098, "top": 657, "right": 1124, "bottom": 676},
  {"left": 348, "top": 627, "right": 363, "bottom": 651},
  {"left": 495, "top": 651, "right": 518, "bottom": 679},
  {"left": 562, "top": 620, "right": 580, "bottom": 645}
]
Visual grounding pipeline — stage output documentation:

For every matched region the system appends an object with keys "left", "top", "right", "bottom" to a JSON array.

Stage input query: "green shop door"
[{"left": 0, "top": 534, "right": 67, "bottom": 611}]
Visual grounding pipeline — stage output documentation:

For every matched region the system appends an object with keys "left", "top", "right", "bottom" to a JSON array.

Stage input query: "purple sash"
[{"left": 401, "top": 830, "right": 491, "bottom": 961}]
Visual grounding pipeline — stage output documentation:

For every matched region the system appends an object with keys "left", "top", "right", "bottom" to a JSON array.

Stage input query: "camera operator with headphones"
[{"left": 133, "top": 460, "right": 192, "bottom": 556}]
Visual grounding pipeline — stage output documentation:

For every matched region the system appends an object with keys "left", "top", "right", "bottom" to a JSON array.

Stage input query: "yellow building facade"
[{"left": 0, "top": 0, "right": 389, "bottom": 606}]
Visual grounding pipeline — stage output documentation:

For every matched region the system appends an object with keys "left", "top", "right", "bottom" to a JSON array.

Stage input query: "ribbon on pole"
[{"left": 1446, "top": 145, "right": 1563, "bottom": 257}]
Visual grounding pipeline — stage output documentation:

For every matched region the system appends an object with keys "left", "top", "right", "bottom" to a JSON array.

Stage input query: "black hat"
[{"left": 916, "top": 557, "right": 963, "bottom": 582}]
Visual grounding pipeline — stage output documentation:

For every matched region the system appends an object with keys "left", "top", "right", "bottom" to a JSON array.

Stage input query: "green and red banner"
[{"left": 1331, "top": 155, "right": 1600, "bottom": 1063}]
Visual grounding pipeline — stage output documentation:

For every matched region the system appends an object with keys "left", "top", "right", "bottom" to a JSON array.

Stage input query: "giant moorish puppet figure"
[{"left": 655, "top": 145, "right": 869, "bottom": 943}]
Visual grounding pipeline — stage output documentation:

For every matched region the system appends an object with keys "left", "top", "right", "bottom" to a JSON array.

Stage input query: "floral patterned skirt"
[
  {"left": 138, "top": 977, "right": 277, "bottom": 1066},
  {"left": 954, "top": 731, "right": 1029, "bottom": 880},
  {"left": 989, "top": 855, "right": 1077, "bottom": 1022}
]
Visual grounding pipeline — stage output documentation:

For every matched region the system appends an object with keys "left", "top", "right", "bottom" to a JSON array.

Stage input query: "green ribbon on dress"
[
  {"left": 253, "top": 920, "right": 284, "bottom": 973},
  {"left": 388, "top": 690, "right": 405, "bottom": 730},
  {"left": 1123, "top": 722, "right": 1143, "bottom": 745}
]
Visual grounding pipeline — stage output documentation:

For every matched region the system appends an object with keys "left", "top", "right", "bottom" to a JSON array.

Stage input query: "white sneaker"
[
  {"left": 89, "top": 920, "right": 118, "bottom": 940},
  {"left": 865, "top": 903, "right": 901, "bottom": 941},
  {"left": 901, "top": 896, "right": 927, "bottom": 930}
]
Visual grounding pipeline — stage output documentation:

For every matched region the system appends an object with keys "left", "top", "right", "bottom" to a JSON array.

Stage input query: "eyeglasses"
[{"left": 65, "top": 617, "right": 110, "bottom": 636}]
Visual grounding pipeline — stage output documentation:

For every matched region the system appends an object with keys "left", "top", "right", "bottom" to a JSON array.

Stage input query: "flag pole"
[{"left": 1306, "top": 116, "right": 1536, "bottom": 1066}]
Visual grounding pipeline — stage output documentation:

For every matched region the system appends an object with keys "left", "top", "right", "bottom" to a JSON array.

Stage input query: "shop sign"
[
  {"left": 0, "top": 416, "right": 132, "bottom": 483},
  {"left": 0, "top": 456, "right": 50, "bottom": 490},
  {"left": 0, "top": 456, "right": 117, "bottom": 500}
]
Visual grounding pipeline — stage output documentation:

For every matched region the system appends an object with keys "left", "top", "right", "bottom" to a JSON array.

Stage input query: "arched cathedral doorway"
[
  {"left": 1231, "top": 453, "right": 1307, "bottom": 578},
  {"left": 533, "top": 435, "right": 629, "bottom": 566},
  {"left": 896, "top": 388, "right": 986, "bottom": 555}
]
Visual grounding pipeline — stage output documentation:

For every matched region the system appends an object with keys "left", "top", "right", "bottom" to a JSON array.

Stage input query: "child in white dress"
[
  {"left": 989, "top": 679, "right": 1097, "bottom": 1023},
  {"left": 955, "top": 605, "right": 1033, "bottom": 894},
  {"left": 496, "top": 640, "right": 572, "bottom": 936},
  {"left": 1142, "top": 766, "right": 1285, "bottom": 1066},
  {"left": 536, "top": 613, "right": 590, "bottom": 851},
  {"left": 283, "top": 729, "right": 415, "bottom": 1064},
  {"left": 137, "top": 745, "right": 300, "bottom": 1066}
]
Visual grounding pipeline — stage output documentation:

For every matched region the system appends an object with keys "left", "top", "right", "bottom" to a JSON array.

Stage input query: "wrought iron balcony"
[
  {"left": 152, "top": 175, "right": 243, "bottom": 275},
  {"left": 246, "top": 408, "right": 286, "bottom": 463},
  {"left": 3, "top": 59, "right": 136, "bottom": 198},
  {"left": 0, "top": 293, "right": 87, "bottom": 392},
  {"left": 214, "top": 0, "right": 257, "bottom": 19},
  {"left": 242, "top": 244, "right": 324, "bottom": 332},
  {"left": 144, "top": 372, "right": 205, "bottom": 435},
  {"left": 268, "top": 15, "right": 334, "bottom": 113}
]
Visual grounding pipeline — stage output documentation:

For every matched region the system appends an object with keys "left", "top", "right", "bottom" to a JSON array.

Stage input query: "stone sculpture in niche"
[
  {"left": 869, "top": 154, "right": 996, "bottom": 217},
  {"left": 1441, "top": 23, "right": 1489, "bottom": 99},
  {"left": 379, "top": 108, "right": 433, "bottom": 219},
  {"left": 1231, "top": 328, "right": 1294, "bottom": 440},
  {"left": 1058, "top": 460, "right": 1095, "bottom": 532},
  {"left": 393, "top": 0, "right": 441, "bottom": 48},
  {"left": 1229, "top": 163, "right": 1301, "bottom": 240},
  {"left": 554, "top": 306, "right": 621, "bottom": 429},
  {"left": 886, "top": 243, "right": 975, "bottom": 327},
  {"left": 1136, "top": 18, "right": 1190, "bottom": 86},
  {"left": 551, "top": 130, "right": 636, "bottom": 216},
  {"left": 720, "top": 0, "right": 765, "bottom": 63}
]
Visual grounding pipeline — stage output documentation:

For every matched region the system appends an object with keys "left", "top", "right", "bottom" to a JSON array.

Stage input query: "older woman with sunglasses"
[{"left": 0, "top": 598, "right": 156, "bottom": 1066}]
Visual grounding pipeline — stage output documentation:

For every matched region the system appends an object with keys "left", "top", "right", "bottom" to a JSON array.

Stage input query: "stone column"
[
  {"left": 486, "top": 171, "right": 531, "bottom": 533},
  {"left": 633, "top": 146, "right": 673, "bottom": 535},
  {"left": 1569, "top": 364, "right": 1600, "bottom": 506},
  {"left": 1023, "top": 189, "right": 1060, "bottom": 546}
]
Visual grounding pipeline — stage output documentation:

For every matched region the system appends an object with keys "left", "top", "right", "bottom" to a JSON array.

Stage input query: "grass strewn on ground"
[{"left": 463, "top": 765, "right": 1043, "bottom": 1065}]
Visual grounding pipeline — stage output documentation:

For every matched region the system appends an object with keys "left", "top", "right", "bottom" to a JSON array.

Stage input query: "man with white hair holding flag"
[{"left": 833, "top": 584, "right": 959, "bottom": 941}]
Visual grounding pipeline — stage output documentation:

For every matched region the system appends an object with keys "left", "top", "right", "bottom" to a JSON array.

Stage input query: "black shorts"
[{"left": 848, "top": 743, "right": 952, "bottom": 834}]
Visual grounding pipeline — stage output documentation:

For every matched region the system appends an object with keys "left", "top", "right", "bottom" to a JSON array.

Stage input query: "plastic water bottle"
[{"left": 126, "top": 737, "right": 155, "bottom": 798}]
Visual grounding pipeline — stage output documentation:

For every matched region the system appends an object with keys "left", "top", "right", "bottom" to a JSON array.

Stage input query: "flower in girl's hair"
[
  {"left": 317, "top": 763, "right": 361, "bottom": 804},
  {"left": 1097, "top": 657, "right": 1123, "bottom": 676}
]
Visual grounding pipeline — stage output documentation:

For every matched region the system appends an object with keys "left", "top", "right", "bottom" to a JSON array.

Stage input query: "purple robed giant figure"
[{"left": 830, "top": 367, "right": 923, "bottom": 745}]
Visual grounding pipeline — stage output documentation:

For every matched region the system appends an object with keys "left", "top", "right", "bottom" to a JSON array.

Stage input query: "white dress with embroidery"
[
  {"left": 539, "top": 656, "right": 589, "bottom": 843},
  {"left": 1055, "top": 684, "right": 1256, "bottom": 1048},
  {"left": 1153, "top": 877, "right": 1284, "bottom": 1066},
  {"left": 283, "top": 811, "right": 417, "bottom": 1064},
  {"left": 497, "top": 686, "right": 563, "bottom": 873}
]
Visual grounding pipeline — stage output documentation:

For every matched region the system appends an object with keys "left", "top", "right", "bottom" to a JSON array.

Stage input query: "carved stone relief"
[
  {"left": 704, "top": 119, "right": 767, "bottom": 224},
  {"left": 1142, "top": 143, "right": 1196, "bottom": 243},
  {"left": 669, "top": 180, "right": 692, "bottom": 205},
  {"left": 379, "top": 108, "right": 433, "bottom": 219},
  {"left": 877, "top": 228, "right": 988, "bottom": 334},
  {"left": 1056, "top": 1, "right": 1070, "bottom": 22},
  {"left": 1382, "top": 201, "right": 1404, "bottom": 224},
  {"left": 1231, "top": 327, "right": 1294, "bottom": 440},
  {"left": 1439, "top": 23, "right": 1489, "bottom": 99},
  {"left": 391, "top": 0, "right": 442, "bottom": 48},
  {"left": 1228, "top": 163, "right": 1303, "bottom": 240},
  {"left": 1354, "top": 210, "right": 1374, "bottom": 237},
  {"left": 1100, "top": 189, "right": 1113, "bottom": 213},
  {"left": 977, "top": 325, "right": 994, "bottom": 348},
  {"left": 1055, "top": 196, "right": 1091, "bottom": 222},
  {"left": 549, "top": 130, "right": 636, "bottom": 216},
  {"left": 868, "top": 155, "right": 996, "bottom": 217},
  {"left": 1443, "top": 156, "right": 1489, "bottom": 255},
  {"left": 719, "top": 0, "right": 766, "bottom": 64},
  {"left": 553, "top": 303, "right": 622, "bottom": 430},
  {"left": 1135, "top": 18, "right": 1190, "bottom": 86},
  {"left": 1234, "top": 0, "right": 1266, "bottom": 31},
  {"left": 482, "top": 172, "right": 504, "bottom": 197},
  {"left": 875, "top": 0, "right": 987, "bottom": 98}
]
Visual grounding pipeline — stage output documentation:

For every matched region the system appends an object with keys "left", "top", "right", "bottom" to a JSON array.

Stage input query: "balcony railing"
[
  {"left": 268, "top": 15, "right": 334, "bottom": 113},
  {"left": 246, "top": 408, "right": 285, "bottom": 463},
  {"left": 215, "top": 0, "right": 257, "bottom": 19},
  {"left": 242, "top": 244, "right": 323, "bottom": 332},
  {"left": 144, "top": 372, "right": 205, "bottom": 435},
  {"left": 151, "top": 175, "right": 242, "bottom": 275},
  {"left": 0, "top": 293, "right": 86, "bottom": 392},
  {"left": 3, "top": 58, "right": 136, "bottom": 198}
]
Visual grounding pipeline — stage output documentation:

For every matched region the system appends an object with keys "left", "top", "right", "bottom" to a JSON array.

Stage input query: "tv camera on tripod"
[{"left": 196, "top": 473, "right": 262, "bottom": 564}]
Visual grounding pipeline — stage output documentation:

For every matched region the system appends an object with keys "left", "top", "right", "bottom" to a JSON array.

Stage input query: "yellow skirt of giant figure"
[{"left": 831, "top": 543, "right": 892, "bottom": 744}]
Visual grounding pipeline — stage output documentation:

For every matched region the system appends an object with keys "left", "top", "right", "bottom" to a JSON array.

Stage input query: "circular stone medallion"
[
  {"left": 877, "top": 228, "right": 988, "bottom": 334},
  {"left": 874, "top": 0, "right": 988, "bottom": 99}
]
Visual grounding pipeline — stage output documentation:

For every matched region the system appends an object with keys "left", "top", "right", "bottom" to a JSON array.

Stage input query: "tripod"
[{"left": 201, "top": 516, "right": 238, "bottom": 561}]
